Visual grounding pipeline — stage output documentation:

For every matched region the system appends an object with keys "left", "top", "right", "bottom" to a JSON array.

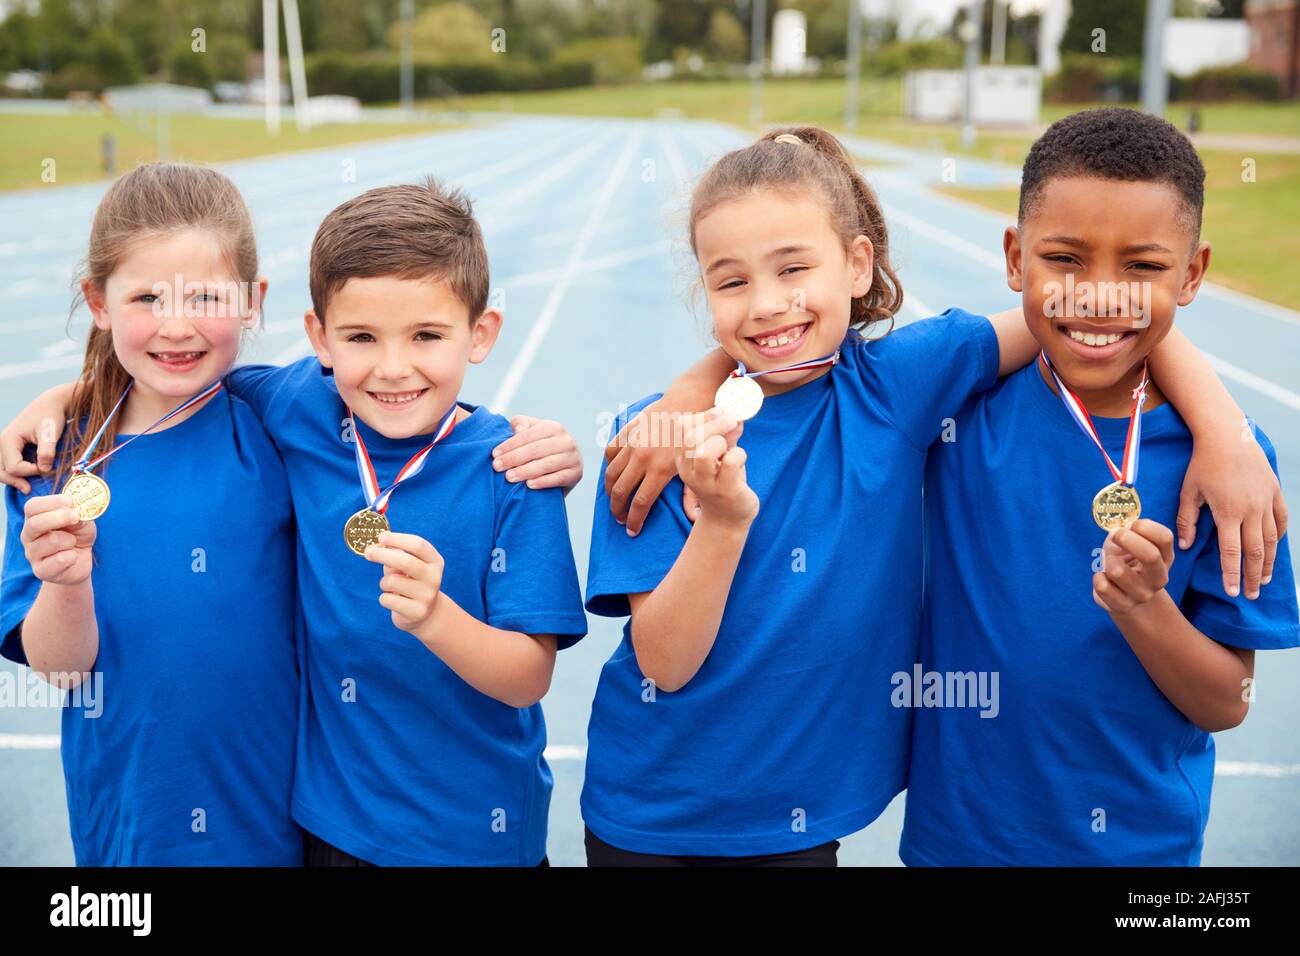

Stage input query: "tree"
[
  {"left": 1061, "top": 0, "right": 1144, "bottom": 58},
  {"left": 707, "top": 8, "right": 747, "bottom": 63},
  {"left": 387, "top": 2, "right": 496, "bottom": 61}
]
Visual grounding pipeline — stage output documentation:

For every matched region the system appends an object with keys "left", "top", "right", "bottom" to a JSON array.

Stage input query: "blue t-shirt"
[
  {"left": 901, "top": 362, "right": 1300, "bottom": 866},
  {"left": 0, "top": 390, "right": 302, "bottom": 866},
  {"left": 226, "top": 358, "right": 588, "bottom": 866},
  {"left": 583, "top": 309, "right": 999, "bottom": 855}
]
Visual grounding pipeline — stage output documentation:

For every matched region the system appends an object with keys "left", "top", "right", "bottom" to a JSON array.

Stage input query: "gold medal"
[
  {"left": 63, "top": 472, "right": 110, "bottom": 521},
  {"left": 344, "top": 508, "right": 390, "bottom": 556},
  {"left": 714, "top": 375, "right": 764, "bottom": 422},
  {"left": 1092, "top": 480, "right": 1141, "bottom": 531}
]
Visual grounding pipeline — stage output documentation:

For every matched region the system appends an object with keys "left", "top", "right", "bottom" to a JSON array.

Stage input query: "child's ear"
[
  {"left": 848, "top": 234, "right": 874, "bottom": 298},
  {"left": 1177, "top": 240, "right": 1211, "bottom": 307},
  {"left": 303, "top": 310, "right": 332, "bottom": 368},
  {"left": 83, "top": 278, "right": 110, "bottom": 331},
  {"left": 468, "top": 308, "right": 502, "bottom": 365},
  {"left": 1003, "top": 226, "right": 1024, "bottom": 293},
  {"left": 243, "top": 276, "right": 269, "bottom": 329}
]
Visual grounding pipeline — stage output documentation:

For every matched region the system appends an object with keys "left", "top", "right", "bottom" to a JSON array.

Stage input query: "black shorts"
[
  {"left": 583, "top": 825, "right": 839, "bottom": 867},
  {"left": 303, "top": 829, "right": 549, "bottom": 867}
]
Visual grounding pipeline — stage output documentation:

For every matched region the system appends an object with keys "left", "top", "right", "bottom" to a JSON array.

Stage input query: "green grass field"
[{"left": 0, "top": 111, "right": 447, "bottom": 192}]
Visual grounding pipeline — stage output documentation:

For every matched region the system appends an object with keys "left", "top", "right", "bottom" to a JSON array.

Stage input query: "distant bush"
[
  {"left": 1171, "top": 64, "right": 1281, "bottom": 102},
  {"left": 1045, "top": 53, "right": 1141, "bottom": 102},
  {"left": 862, "top": 38, "right": 965, "bottom": 77},
  {"left": 551, "top": 36, "right": 643, "bottom": 85},
  {"left": 305, "top": 52, "right": 593, "bottom": 102}
]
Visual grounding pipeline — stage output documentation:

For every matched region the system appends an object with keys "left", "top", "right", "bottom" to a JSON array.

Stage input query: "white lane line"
[
  {"left": 1205, "top": 354, "right": 1300, "bottom": 414},
  {"left": 0, "top": 733, "right": 1295, "bottom": 776},
  {"left": 544, "top": 745, "right": 586, "bottom": 761},
  {"left": 505, "top": 240, "right": 671, "bottom": 288},
  {"left": 884, "top": 200, "right": 1300, "bottom": 416},
  {"left": 0, "top": 353, "right": 85, "bottom": 382},
  {"left": 0, "top": 734, "right": 60, "bottom": 750},
  {"left": 1201, "top": 282, "right": 1300, "bottom": 330},
  {"left": 658, "top": 123, "right": 690, "bottom": 188},
  {"left": 1217, "top": 761, "right": 1300, "bottom": 778},
  {"left": 489, "top": 124, "right": 646, "bottom": 415},
  {"left": 479, "top": 126, "right": 622, "bottom": 232}
]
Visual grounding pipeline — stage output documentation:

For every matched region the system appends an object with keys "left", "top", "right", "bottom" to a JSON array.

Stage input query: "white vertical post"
[
  {"left": 750, "top": 0, "right": 766, "bottom": 126},
  {"left": 262, "top": 0, "right": 280, "bottom": 135},
  {"left": 283, "top": 0, "right": 310, "bottom": 131},
  {"left": 844, "top": 0, "right": 862, "bottom": 130},
  {"left": 990, "top": 0, "right": 1007, "bottom": 65},
  {"left": 1141, "top": 0, "right": 1171, "bottom": 117}
]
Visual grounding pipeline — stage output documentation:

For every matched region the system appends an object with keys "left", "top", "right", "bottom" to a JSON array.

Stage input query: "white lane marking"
[
  {"left": 0, "top": 353, "right": 85, "bottom": 381},
  {"left": 543, "top": 745, "right": 586, "bottom": 761},
  {"left": 489, "top": 124, "right": 646, "bottom": 414},
  {"left": 38, "top": 338, "right": 82, "bottom": 358},
  {"left": 1217, "top": 761, "right": 1300, "bottom": 778},
  {"left": 505, "top": 240, "right": 671, "bottom": 288},
  {"left": 658, "top": 123, "right": 690, "bottom": 187},
  {"left": 0, "top": 733, "right": 1295, "bottom": 777},
  {"left": 1205, "top": 354, "right": 1300, "bottom": 414},
  {"left": 0, "top": 734, "right": 60, "bottom": 750}
]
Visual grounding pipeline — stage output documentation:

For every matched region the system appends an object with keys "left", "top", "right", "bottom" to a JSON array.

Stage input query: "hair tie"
[{"left": 773, "top": 133, "right": 804, "bottom": 146}]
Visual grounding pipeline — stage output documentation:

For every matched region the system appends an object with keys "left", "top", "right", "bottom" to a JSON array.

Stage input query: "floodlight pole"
[
  {"left": 262, "top": 0, "right": 280, "bottom": 135},
  {"left": 844, "top": 0, "right": 862, "bottom": 130},
  {"left": 1141, "top": 0, "right": 1171, "bottom": 116}
]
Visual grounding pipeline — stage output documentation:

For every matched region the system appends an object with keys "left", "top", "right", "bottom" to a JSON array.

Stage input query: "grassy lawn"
[{"left": 0, "top": 111, "right": 448, "bottom": 192}]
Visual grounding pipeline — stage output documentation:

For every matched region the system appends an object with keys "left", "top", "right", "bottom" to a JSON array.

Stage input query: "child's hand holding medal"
[
  {"left": 675, "top": 408, "right": 758, "bottom": 529},
  {"left": 21, "top": 494, "right": 97, "bottom": 587},
  {"left": 1092, "top": 518, "right": 1176, "bottom": 618},
  {"left": 365, "top": 531, "right": 445, "bottom": 635}
]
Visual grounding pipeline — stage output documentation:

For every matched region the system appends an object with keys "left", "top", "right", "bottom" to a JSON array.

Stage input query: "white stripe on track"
[{"left": 489, "top": 124, "right": 646, "bottom": 414}]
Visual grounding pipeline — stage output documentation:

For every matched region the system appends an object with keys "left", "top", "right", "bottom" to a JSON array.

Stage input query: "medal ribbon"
[
  {"left": 730, "top": 348, "right": 841, "bottom": 381},
  {"left": 1042, "top": 351, "right": 1148, "bottom": 486},
  {"left": 73, "top": 379, "right": 225, "bottom": 474},
  {"left": 350, "top": 402, "right": 459, "bottom": 515}
]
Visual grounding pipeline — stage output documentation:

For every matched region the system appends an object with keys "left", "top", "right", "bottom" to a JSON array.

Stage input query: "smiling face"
[
  {"left": 305, "top": 274, "right": 501, "bottom": 439},
  {"left": 85, "top": 228, "right": 261, "bottom": 417},
  {"left": 695, "top": 189, "right": 873, "bottom": 395},
  {"left": 1005, "top": 175, "right": 1210, "bottom": 413}
]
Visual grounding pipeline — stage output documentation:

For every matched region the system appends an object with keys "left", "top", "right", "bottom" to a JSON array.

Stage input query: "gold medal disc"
[
  {"left": 344, "top": 508, "right": 391, "bottom": 556},
  {"left": 714, "top": 375, "right": 764, "bottom": 422},
  {"left": 64, "top": 472, "right": 110, "bottom": 521},
  {"left": 1092, "top": 481, "right": 1141, "bottom": 531}
]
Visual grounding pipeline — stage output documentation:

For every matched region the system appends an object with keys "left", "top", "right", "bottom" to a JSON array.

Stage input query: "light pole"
[
  {"left": 844, "top": 0, "right": 862, "bottom": 130},
  {"left": 1140, "top": 0, "right": 1171, "bottom": 117},
  {"left": 750, "top": 0, "right": 766, "bottom": 127}
]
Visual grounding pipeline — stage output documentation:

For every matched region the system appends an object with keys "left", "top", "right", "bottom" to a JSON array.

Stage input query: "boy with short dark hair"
[{"left": 900, "top": 108, "right": 1299, "bottom": 865}]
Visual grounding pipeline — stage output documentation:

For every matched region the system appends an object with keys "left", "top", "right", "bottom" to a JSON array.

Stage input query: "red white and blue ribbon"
[
  {"left": 1042, "top": 351, "right": 1148, "bottom": 486},
  {"left": 73, "top": 379, "right": 224, "bottom": 474},
  {"left": 351, "top": 402, "right": 459, "bottom": 514},
  {"left": 729, "top": 348, "right": 841, "bottom": 381}
]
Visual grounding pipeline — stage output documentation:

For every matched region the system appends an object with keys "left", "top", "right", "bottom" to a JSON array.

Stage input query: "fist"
[
  {"left": 21, "top": 494, "right": 96, "bottom": 586},
  {"left": 1093, "top": 518, "right": 1175, "bottom": 617}
]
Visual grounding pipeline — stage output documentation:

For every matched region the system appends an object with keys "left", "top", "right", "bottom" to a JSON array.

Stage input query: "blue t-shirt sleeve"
[
  {"left": 585, "top": 398, "right": 693, "bottom": 618},
  {"left": 1182, "top": 428, "right": 1300, "bottom": 650},
  {"left": 1, "top": 476, "right": 52, "bottom": 666},
  {"left": 485, "top": 478, "right": 588, "bottom": 649},
  {"left": 864, "top": 308, "right": 999, "bottom": 451},
  {"left": 224, "top": 362, "right": 297, "bottom": 422}
]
